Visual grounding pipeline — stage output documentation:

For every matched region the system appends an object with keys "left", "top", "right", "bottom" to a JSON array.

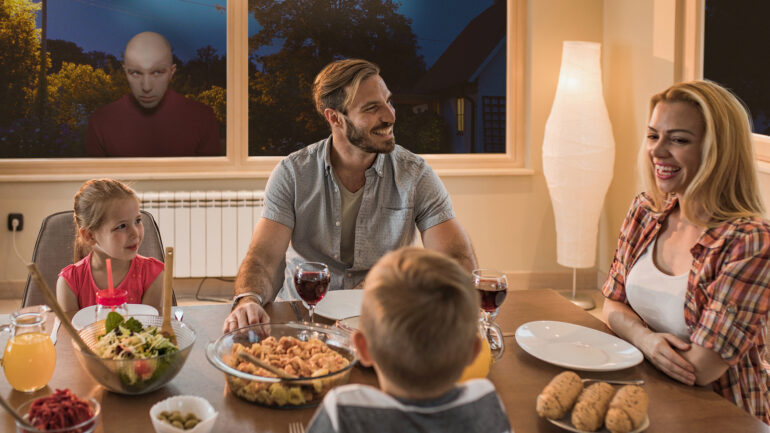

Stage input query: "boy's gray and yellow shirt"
[{"left": 306, "top": 379, "right": 512, "bottom": 433}]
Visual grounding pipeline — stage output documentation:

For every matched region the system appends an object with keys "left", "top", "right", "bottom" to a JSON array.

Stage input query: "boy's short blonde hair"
[{"left": 360, "top": 247, "right": 479, "bottom": 393}]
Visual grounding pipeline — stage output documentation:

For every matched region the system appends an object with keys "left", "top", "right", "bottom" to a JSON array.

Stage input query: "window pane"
[
  {"left": 704, "top": 0, "right": 770, "bottom": 136},
  {"left": 247, "top": 0, "right": 506, "bottom": 156},
  {"left": 0, "top": 0, "right": 226, "bottom": 158}
]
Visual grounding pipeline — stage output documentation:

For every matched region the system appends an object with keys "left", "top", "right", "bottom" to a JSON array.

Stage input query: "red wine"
[
  {"left": 477, "top": 285, "right": 508, "bottom": 312},
  {"left": 295, "top": 271, "right": 330, "bottom": 305}
]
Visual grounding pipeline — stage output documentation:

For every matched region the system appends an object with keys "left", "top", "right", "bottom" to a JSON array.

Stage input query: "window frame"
[
  {"left": 0, "top": 0, "right": 527, "bottom": 181},
  {"left": 679, "top": 0, "right": 770, "bottom": 163}
]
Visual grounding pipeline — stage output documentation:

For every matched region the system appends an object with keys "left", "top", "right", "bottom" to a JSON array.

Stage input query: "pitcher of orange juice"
[{"left": 0, "top": 305, "right": 56, "bottom": 392}]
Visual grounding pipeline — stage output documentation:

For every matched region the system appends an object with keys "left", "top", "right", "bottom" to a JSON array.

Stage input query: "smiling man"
[
  {"left": 224, "top": 59, "right": 477, "bottom": 330},
  {"left": 86, "top": 31, "right": 221, "bottom": 157}
]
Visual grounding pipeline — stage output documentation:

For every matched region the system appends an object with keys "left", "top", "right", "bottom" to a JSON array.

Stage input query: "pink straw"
[{"left": 106, "top": 258, "right": 114, "bottom": 290}]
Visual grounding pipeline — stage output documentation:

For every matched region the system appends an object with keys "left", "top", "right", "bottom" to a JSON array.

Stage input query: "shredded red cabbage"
[{"left": 26, "top": 389, "right": 94, "bottom": 432}]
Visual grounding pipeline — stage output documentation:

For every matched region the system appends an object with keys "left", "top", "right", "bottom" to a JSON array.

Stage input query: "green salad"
[{"left": 94, "top": 312, "right": 178, "bottom": 360}]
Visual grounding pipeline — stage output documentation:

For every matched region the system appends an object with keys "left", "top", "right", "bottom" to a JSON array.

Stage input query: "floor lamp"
[{"left": 542, "top": 41, "right": 615, "bottom": 310}]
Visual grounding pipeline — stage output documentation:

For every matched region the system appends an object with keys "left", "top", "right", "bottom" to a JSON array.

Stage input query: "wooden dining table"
[{"left": 1, "top": 289, "right": 767, "bottom": 432}]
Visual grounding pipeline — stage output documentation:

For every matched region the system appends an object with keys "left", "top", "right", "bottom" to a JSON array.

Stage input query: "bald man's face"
[{"left": 123, "top": 44, "right": 176, "bottom": 109}]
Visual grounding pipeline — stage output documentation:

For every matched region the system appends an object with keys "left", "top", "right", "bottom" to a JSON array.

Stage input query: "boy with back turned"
[{"left": 307, "top": 247, "right": 511, "bottom": 433}]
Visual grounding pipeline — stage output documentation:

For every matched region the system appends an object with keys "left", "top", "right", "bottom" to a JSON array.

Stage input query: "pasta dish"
[{"left": 227, "top": 335, "right": 350, "bottom": 406}]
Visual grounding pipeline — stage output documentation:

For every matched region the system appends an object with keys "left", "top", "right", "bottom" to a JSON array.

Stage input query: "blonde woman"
[{"left": 603, "top": 80, "right": 770, "bottom": 423}]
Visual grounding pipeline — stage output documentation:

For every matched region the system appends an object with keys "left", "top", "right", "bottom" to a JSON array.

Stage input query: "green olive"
[{"left": 157, "top": 411, "right": 202, "bottom": 430}]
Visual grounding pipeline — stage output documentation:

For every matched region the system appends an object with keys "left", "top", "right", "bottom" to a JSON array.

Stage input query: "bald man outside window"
[{"left": 86, "top": 31, "right": 221, "bottom": 157}]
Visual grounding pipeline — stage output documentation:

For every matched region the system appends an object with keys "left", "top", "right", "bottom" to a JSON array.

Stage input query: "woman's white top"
[{"left": 625, "top": 238, "right": 691, "bottom": 341}]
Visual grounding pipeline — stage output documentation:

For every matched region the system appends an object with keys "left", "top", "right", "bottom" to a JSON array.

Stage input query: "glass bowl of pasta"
[
  {"left": 205, "top": 322, "right": 358, "bottom": 409},
  {"left": 71, "top": 314, "right": 196, "bottom": 395}
]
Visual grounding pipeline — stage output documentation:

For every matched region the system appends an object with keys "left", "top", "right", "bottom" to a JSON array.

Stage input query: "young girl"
[{"left": 56, "top": 178, "right": 164, "bottom": 311}]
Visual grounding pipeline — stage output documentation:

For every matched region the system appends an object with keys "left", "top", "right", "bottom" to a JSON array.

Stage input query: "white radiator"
[{"left": 138, "top": 191, "right": 264, "bottom": 278}]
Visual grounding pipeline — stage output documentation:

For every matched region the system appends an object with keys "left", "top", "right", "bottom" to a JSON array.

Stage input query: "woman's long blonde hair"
[
  {"left": 72, "top": 178, "right": 139, "bottom": 262},
  {"left": 640, "top": 80, "right": 764, "bottom": 225}
]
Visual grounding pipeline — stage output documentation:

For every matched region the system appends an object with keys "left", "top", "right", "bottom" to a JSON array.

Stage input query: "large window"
[
  {"left": 0, "top": 0, "right": 525, "bottom": 180},
  {"left": 247, "top": 0, "right": 507, "bottom": 156},
  {"left": 0, "top": 0, "right": 227, "bottom": 159}
]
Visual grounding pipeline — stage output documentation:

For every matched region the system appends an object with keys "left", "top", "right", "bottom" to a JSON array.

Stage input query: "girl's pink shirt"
[{"left": 59, "top": 252, "right": 164, "bottom": 308}]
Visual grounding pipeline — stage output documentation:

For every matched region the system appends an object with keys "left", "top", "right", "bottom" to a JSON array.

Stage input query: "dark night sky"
[{"left": 44, "top": 0, "right": 494, "bottom": 67}]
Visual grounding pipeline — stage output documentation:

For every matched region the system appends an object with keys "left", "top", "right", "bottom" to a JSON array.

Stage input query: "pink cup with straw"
[{"left": 95, "top": 258, "right": 128, "bottom": 322}]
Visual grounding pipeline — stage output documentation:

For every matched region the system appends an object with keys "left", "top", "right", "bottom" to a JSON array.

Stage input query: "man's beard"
[{"left": 344, "top": 116, "right": 395, "bottom": 154}]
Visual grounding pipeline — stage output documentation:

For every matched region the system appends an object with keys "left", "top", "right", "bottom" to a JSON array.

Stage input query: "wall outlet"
[{"left": 7, "top": 213, "right": 23, "bottom": 231}]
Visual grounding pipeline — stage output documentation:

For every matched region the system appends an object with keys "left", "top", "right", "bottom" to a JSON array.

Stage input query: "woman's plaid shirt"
[{"left": 603, "top": 193, "right": 770, "bottom": 424}]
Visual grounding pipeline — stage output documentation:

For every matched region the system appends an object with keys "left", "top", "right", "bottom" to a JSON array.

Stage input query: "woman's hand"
[
  {"left": 604, "top": 299, "right": 697, "bottom": 385},
  {"left": 639, "top": 331, "right": 696, "bottom": 385}
]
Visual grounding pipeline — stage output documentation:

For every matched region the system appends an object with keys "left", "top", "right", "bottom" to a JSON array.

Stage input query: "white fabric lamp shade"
[{"left": 543, "top": 41, "right": 615, "bottom": 269}]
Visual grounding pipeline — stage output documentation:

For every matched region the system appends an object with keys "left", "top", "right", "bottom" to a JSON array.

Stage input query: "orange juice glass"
[
  {"left": 459, "top": 334, "right": 493, "bottom": 382},
  {"left": 0, "top": 305, "right": 56, "bottom": 392}
]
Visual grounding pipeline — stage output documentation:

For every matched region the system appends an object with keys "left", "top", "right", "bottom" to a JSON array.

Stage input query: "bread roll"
[
  {"left": 570, "top": 382, "right": 615, "bottom": 431},
  {"left": 605, "top": 385, "right": 649, "bottom": 433},
  {"left": 536, "top": 371, "right": 583, "bottom": 419}
]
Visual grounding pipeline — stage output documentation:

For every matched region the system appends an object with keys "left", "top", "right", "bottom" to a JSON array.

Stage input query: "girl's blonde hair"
[
  {"left": 72, "top": 178, "right": 139, "bottom": 262},
  {"left": 640, "top": 80, "right": 764, "bottom": 225}
]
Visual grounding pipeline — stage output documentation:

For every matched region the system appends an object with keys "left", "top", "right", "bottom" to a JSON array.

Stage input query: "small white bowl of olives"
[{"left": 150, "top": 395, "right": 218, "bottom": 433}]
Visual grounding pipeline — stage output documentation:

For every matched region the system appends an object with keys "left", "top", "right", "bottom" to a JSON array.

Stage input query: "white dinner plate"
[
  {"left": 313, "top": 290, "right": 364, "bottom": 321},
  {"left": 515, "top": 321, "right": 643, "bottom": 371},
  {"left": 71, "top": 304, "right": 159, "bottom": 330},
  {"left": 547, "top": 414, "right": 649, "bottom": 433}
]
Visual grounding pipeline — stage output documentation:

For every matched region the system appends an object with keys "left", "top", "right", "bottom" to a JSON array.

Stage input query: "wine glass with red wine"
[
  {"left": 472, "top": 269, "right": 508, "bottom": 352},
  {"left": 294, "top": 262, "right": 331, "bottom": 322}
]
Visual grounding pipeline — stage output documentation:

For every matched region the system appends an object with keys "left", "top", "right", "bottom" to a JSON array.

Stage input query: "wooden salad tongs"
[
  {"left": 161, "top": 246, "right": 177, "bottom": 345},
  {"left": 27, "top": 263, "right": 97, "bottom": 357}
]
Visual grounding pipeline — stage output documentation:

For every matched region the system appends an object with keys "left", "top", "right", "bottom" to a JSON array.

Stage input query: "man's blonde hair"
[
  {"left": 360, "top": 247, "right": 479, "bottom": 393},
  {"left": 640, "top": 80, "right": 764, "bottom": 225},
  {"left": 312, "top": 59, "right": 380, "bottom": 116}
]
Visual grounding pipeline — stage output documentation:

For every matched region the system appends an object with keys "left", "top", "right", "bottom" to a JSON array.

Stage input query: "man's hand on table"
[{"left": 223, "top": 299, "right": 270, "bottom": 333}]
